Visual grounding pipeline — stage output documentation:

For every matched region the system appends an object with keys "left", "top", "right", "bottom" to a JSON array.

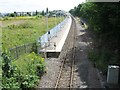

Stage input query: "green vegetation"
[
  {"left": 2, "top": 16, "right": 63, "bottom": 50},
  {"left": 1, "top": 16, "right": 64, "bottom": 89},
  {"left": 2, "top": 52, "right": 45, "bottom": 89},
  {"left": 70, "top": 2, "right": 120, "bottom": 74},
  {"left": 0, "top": 56, "right": 2, "bottom": 90}
]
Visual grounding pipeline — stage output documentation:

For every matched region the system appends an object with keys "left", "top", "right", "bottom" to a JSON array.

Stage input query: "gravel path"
[{"left": 73, "top": 17, "right": 101, "bottom": 88}]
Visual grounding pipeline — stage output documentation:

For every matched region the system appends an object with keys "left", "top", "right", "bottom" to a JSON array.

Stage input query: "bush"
[
  {"left": 2, "top": 52, "right": 45, "bottom": 89},
  {"left": 3, "top": 17, "right": 9, "bottom": 20},
  {"left": 88, "top": 48, "right": 111, "bottom": 74}
]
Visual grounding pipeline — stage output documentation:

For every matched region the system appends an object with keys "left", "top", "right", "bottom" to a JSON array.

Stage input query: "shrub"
[
  {"left": 36, "top": 15, "right": 42, "bottom": 19},
  {"left": 88, "top": 48, "right": 111, "bottom": 74},
  {"left": 2, "top": 52, "right": 45, "bottom": 89}
]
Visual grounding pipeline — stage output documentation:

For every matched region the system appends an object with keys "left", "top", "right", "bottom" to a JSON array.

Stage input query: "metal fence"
[
  {"left": 9, "top": 42, "right": 40, "bottom": 60},
  {"left": 38, "top": 16, "right": 69, "bottom": 48}
]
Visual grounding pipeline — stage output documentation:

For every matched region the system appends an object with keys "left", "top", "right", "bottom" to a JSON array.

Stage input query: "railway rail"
[{"left": 55, "top": 16, "right": 76, "bottom": 88}]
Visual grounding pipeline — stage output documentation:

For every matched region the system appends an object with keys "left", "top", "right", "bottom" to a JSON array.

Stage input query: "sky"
[{"left": 0, "top": 0, "right": 86, "bottom": 13}]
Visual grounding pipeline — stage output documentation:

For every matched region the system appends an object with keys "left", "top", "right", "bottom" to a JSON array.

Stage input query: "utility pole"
[
  {"left": 44, "top": 7, "right": 49, "bottom": 60},
  {"left": 46, "top": 8, "right": 50, "bottom": 46}
]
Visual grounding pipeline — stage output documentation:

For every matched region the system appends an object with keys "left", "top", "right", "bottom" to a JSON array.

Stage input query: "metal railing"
[
  {"left": 8, "top": 42, "right": 40, "bottom": 60},
  {"left": 38, "top": 16, "right": 69, "bottom": 48}
]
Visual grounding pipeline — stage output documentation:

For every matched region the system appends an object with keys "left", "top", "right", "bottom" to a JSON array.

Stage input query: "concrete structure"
[
  {"left": 107, "top": 65, "right": 119, "bottom": 84},
  {"left": 39, "top": 15, "right": 72, "bottom": 58}
]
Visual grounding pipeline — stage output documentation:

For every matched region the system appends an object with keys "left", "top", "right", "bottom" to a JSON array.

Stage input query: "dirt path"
[
  {"left": 37, "top": 17, "right": 102, "bottom": 88},
  {"left": 73, "top": 17, "right": 102, "bottom": 88}
]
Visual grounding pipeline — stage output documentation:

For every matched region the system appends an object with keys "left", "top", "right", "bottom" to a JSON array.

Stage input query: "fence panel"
[
  {"left": 17, "top": 45, "right": 26, "bottom": 56},
  {"left": 8, "top": 43, "right": 37, "bottom": 60},
  {"left": 25, "top": 43, "right": 33, "bottom": 53},
  {"left": 9, "top": 48, "right": 18, "bottom": 59}
]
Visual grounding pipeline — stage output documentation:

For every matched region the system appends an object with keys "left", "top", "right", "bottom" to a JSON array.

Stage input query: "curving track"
[
  {"left": 38, "top": 15, "right": 102, "bottom": 88},
  {"left": 55, "top": 16, "right": 77, "bottom": 88}
]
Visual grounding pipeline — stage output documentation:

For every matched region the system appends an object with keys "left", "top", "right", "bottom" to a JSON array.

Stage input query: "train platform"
[{"left": 39, "top": 16, "right": 72, "bottom": 57}]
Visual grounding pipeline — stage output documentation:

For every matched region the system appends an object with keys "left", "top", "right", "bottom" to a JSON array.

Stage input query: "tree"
[
  {"left": 69, "top": 2, "right": 120, "bottom": 73},
  {"left": 9, "top": 13, "right": 15, "bottom": 17},
  {"left": 35, "top": 10, "right": 38, "bottom": 16},
  {"left": 69, "top": 9, "right": 75, "bottom": 15},
  {"left": 14, "top": 11, "right": 17, "bottom": 17},
  {"left": 69, "top": 4, "right": 82, "bottom": 16},
  {"left": 41, "top": 10, "right": 45, "bottom": 16},
  {"left": 27, "top": 12, "right": 31, "bottom": 16}
]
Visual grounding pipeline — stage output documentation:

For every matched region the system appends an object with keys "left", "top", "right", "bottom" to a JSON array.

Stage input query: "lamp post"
[
  {"left": 46, "top": 14, "right": 50, "bottom": 46},
  {"left": 44, "top": 8, "right": 49, "bottom": 60},
  {"left": 60, "top": 12, "right": 62, "bottom": 31},
  {"left": 55, "top": 14, "right": 56, "bottom": 27},
  {"left": 54, "top": 14, "right": 57, "bottom": 37}
]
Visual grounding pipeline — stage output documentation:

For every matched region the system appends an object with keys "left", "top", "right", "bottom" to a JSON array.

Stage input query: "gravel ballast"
[{"left": 38, "top": 58, "right": 61, "bottom": 88}]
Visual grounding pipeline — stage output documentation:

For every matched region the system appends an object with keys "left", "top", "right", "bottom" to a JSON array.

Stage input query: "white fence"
[{"left": 38, "top": 16, "right": 70, "bottom": 48}]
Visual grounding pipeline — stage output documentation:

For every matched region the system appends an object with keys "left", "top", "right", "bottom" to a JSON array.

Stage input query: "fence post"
[
  {"left": 24, "top": 44, "right": 26, "bottom": 53},
  {"left": 26, "top": 44, "right": 28, "bottom": 53},
  {"left": 38, "top": 37, "right": 41, "bottom": 54},
  {"left": 16, "top": 46, "right": 18, "bottom": 59}
]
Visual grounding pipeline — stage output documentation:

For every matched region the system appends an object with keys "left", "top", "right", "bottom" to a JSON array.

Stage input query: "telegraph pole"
[
  {"left": 54, "top": 14, "right": 57, "bottom": 37},
  {"left": 44, "top": 7, "right": 49, "bottom": 60}
]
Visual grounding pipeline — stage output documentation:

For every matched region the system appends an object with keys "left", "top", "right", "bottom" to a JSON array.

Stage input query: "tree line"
[
  {"left": 69, "top": 2, "right": 120, "bottom": 74},
  {"left": 2, "top": 10, "right": 45, "bottom": 17}
]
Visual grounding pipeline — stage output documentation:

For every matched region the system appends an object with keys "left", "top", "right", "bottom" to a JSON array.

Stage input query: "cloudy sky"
[{"left": 0, "top": 0, "right": 86, "bottom": 13}]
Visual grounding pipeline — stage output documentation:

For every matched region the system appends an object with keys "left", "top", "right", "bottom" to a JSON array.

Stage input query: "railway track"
[{"left": 55, "top": 16, "right": 76, "bottom": 88}]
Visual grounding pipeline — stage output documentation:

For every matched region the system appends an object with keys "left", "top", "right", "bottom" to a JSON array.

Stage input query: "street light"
[{"left": 44, "top": 12, "right": 49, "bottom": 60}]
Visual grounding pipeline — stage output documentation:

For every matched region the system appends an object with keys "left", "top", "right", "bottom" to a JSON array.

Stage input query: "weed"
[{"left": 2, "top": 52, "right": 45, "bottom": 89}]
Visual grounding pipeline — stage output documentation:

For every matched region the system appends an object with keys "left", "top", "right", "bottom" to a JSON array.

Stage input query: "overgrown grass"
[
  {"left": 0, "top": 56, "right": 2, "bottom": 90},
  {"left": 2, "top": 52, "right": 45, "bottom": 89},
  {"left": 1, "top": 16, "right": 64, "bottom": 89},
  {"left": 1, "top": 16, "right": 65, "bottom": 88},
  {"left": 12, "top": 52, "right": 45, "bottom": 76},
  {"left": 2, "top": 16, "right": 64, "bottom": 50}
]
